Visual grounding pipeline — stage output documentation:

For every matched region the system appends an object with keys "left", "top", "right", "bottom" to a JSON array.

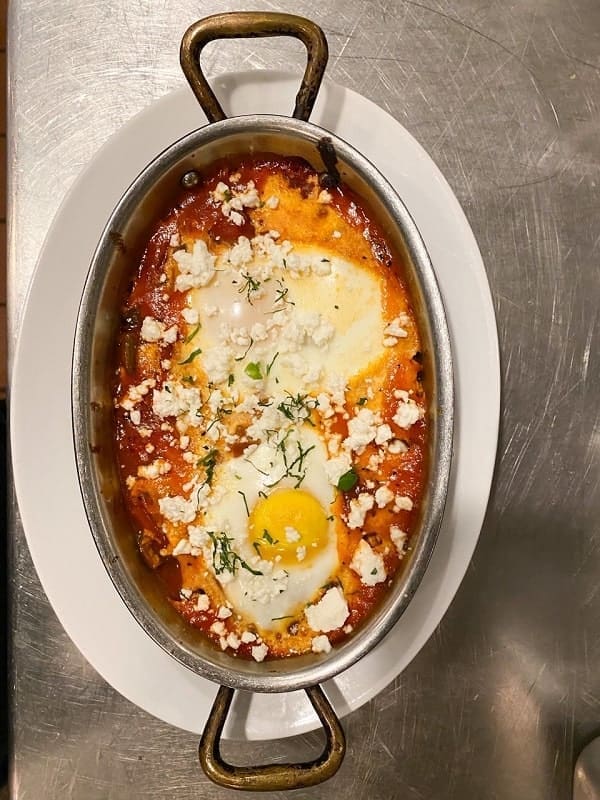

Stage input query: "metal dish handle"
[
  {"left": 180, "top": 12, "right": 328, "bottom": 124},
  {"left": 199, "top": 684, "right": 346, "bottom": 791}
]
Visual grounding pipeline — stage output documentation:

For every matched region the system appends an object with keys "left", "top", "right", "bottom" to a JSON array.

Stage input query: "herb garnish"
[
  {"left": 261, "top": 529, "right": 279, "bottom": 545},
  {"left": 207, "top": 531, "right": 263, "bottom": 576},
  {"left": 238, "top": 272, "right": 261, "bottom": 304},
  {"left": 198, "top": 449, "right": 218, "bottom": 485},
  {"left": 266, "top": 438, "right": 315, "bottom": 489},
  {"left": 184, "top": 322, "right": 201, "bottom": 343},
  {"left": 244, "top": 362, "right": 262, "bottom": 380},
  {"left": 228, "top": 374, "right": 235, "bottom": 386},
  {"left": 178, "top": 347, "right": 202, "bottom": 365},
  {"left": 271, "top": 615, "right": 294, "bottom": 621},
  {"left": 337, "top": 468, "right": 358, "bottom": 492},
  {"left": 276, "top": 392, "right": 318, "bottom": 425},
  {"left": 234, "top": 337, "right": 254, "bottom": 362},
  {"left": 266, "top": 351, "right": 279, "bottom": 375},
  {"left": 238, "top": 490, "right": 250, "bottom": 516},
  {"left": 357, "top": 397, "right": 367, "bottom": 406},
  {"left": 268, "top": 279, "right": 295, "bottom": 313}
]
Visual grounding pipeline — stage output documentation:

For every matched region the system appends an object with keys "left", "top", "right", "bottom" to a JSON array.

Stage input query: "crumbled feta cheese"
[
  {"left": 350, "top": 539, "right": 386, "bottom": 586},
  {"left": 217, "top": 606, "right": 232, "bottom": 620},
  {"left": 173, "top": 239, "right": 217, "bottom": 291},
  {"left": 130, "top": 409, "right": 141, "bottom": 426},
  {"left": 383, "top": 336, "right": 399, "bottom": 347},
  {"left": 159, "top": 494, "right": 197, "bottom": 524},
  {"left": 119, "top": 378, "right": 156, "bottom": 411},
  {"left": 227, "top": 235, "right": 253, "bottom": 267},
  {"left": 173, "top": 538, "right": 192, "bottom": 556},
  {"left": 265, "top": 195, "right": 280, "bottom": 209},
  {"left": 305, "top": 587, "right": 349, "bottom": 633},
  {"left": 285, "top": 526, "right": 301, "bottom": 543},
  {"left": 392, "top": 395, "right": 423, "bottom": 429},
  {"left": 390, "top": 525, "right": 407, "bottom": 556},
  {"left": 137, "top": 459, "right": 171, "bottom": 479},
  {"left": 226, "top": 632, "right": 241, "bottom": 650},
  {"left": 384, "top": 317, "right": 408, "bottom": 339},
  {"left": 296, "top": 545, "right": 306, "bottom": 561},
  {"left": 161, "top": 359, "right": 171, "bottom": 370},
  {"left": 311, "top": 635, "right": 332, "bottom": 654},
  {"left": 195, "top": 593, "right": 210, "bottom": 612},
  {"left": 251, "top": 643, "right": 269, "bottom": 662},
  {"left": 141, "top": 316, "right": 165, "bottom": 343},
  {"left": 347, "top": 492, "right": 375, "bottom": 529},
  {"left": 152, "top": 382, "right": 202, "bottom": 427},
  {"left": 181, "top": 307, "right": 199, "bottom": 324},
  {"left": 169, "top": 232, "right": 180, "bottom": 247},
  {"left": 374, "top": 485, "right": 395, "bottom": 509},
  {"left": 312, "top": 258, "right": 332, "bottom": 276},
  {"left": 325, "top": 452, "right": 352, "bottom": 487},
  {"left": 394, "top": 495, "right": 413, "bottom": 511},
  {"left": 332, "top": 230, "right": 342, "bottom": 238},
  {"left": 387, "top": 439, "right": 408, "bottom": 455},
  {"left": 317, "top": 189, "right": 332, "bottom": 204},
  {"left": 188, "top": 525, "right": 210, "bottom": 549},
  {"left": 375, "top": 423, "right": 393, "bottom": 445},
  {"left": 241, "top": 631, "right": 257, "bottom": 644},
  {"left": 344, "top": 408, "right": 380, "bottom": 454},
  {"left": 210, "top": 621, "right": 226, "bottom": 636},
  {"left": 144, "top": 443, "right": 155, "bottom": 454}
]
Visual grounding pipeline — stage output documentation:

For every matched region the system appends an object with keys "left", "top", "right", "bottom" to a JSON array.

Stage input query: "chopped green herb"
[
  {"left": 261, "top": 529, "right": 279, "bottom": 545},
  {"left": 207, "top": 530, "right": 262, "bottom": 576},
  {"left": 198, "top": 449, "right": 218, "bottom": 485},
  {"left": 252, "top": 541, "right": 262, "bottom": 555},
  {"left": 164, "top": 385, "right": 172, "bottom": 393},
  {"left": 228, "top": 373, "right": 235, "bottom": 386},
  {"left": 327, "top": 515, "right": 334, "bottom": 522},
  {"left": 238, "top": 490, "right": 250, "bottom": 516},
  {"left": 244, "top": 362, "right": 262, "bottom": 380},
  {"left": 334, "top": 304, "right": 339, "bottom": 310},
  {"left": 184, "top": 322, "right": 201, "bottom": 343},
  {"left": 182, "top": 375, "right": 196, "bottom": 384},
  {"left": 271, "top": 615, "right": 294, "bottom": 621},
  {"left": 178, "top": 347, "right": 202, "bottom": 365},
  {"left": 276, "top": 392, "right": 318, "bottom": 425},
  {"left": 266, "top": 351, "right": 279, "bottom": 375},
  {"left": 337, "top": 468, "right": 358, "bottom": 492},
  {"left": 223, "top": 189, "right": 232, "bottom": 202},
  {"left": 238, "top": 271, "right": 261, "bottom": 304},
  {"left": 370, "top": 568, "right": 378, "bottom": 575},
  {"left": 269, "top": 279, "right": 295, "bottom": 313},
  {"left": 357, "top": 397, "right": 367, "bottom": 406},
  {"left": 234, "top": 337, "right": 254, "bottom": 362}
]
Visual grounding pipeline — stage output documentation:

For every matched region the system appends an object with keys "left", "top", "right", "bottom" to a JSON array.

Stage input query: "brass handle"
[
  {"left": 180, "top": 12, "right": 328, "bottom": 123},
  {"left": 199, "top": 684, "right": 346, "bottom": 791}
]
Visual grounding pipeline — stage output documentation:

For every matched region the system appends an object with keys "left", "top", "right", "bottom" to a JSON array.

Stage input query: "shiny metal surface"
[
  {"left": 72, "top": 112, "right": 452, "bottom": 694},
  {"left": 8, "top": 1, "right": 598, "bottom": 799}
]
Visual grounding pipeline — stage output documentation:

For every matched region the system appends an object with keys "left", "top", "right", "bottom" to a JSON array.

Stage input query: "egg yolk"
[{"left": 248, "top": 488, "right": 329, "bottom": 567}]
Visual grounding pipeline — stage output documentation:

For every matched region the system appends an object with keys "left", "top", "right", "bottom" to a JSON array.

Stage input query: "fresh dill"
[
  {"left": 184, "top": 322, "right": 201, "bottom": 343},
  {"left": 178, "top": 347, "right": 202, "bottom": 365},
  {"left": 197, "top": 449, "right": 218, "bottom": 485},
  {"left": 238, "top": 490, "right": 250, "bottom": 516},
  {"left": 234, "top": 337, "right": 254, "bottom": 362},
  {"left": 266, "top": 351, "right": 279, "bottom": 375},
  {"left": 276, "top": 392, "right": 318, "bottom": 425},
  {"left": 238, "top": 271, "right": 261, "bottom": 304},
  {"left": 207, "top": 531, "right": 263, "bottom": 576}
]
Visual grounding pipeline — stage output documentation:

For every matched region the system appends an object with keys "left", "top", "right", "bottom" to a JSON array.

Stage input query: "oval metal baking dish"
[{"left": 72, "top": 12, "right": 453, "bottom": 792}]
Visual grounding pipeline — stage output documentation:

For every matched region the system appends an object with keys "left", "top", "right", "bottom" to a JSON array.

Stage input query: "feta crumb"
[
  {"left": 387, "top": 439, "right": 408, "bottom": 455},
  {"left": 251, "top": 643, "right": 269, "bottom": 662},
  {"left": 226, "top": 632, "right": 241, "bottom": 650},
  {"left": 384, "top": 317, "right": 408, "bottom": 339},
  {"left": 344, "top": 408, "right": 380, "bottom": 454},
  {"left": 317, "top": 189, "right": 332, "bottom": 204},
  {"left": 343, "top": 624, "right": 353, "bottom": 634},
  {"left": 137, "top": 458, "right": 171, "bottom": 479},
  {"left": 210, "top": 621, "right": 226, "bottom": 636},
  {"left": 241, "top": 631, "right": 257, "bottom": 644},
  {"left": 180, "top": 587, "right": 193, "bottom": 599},
  {"left": 394, "top": 495, "right": 413, "bottom": 511},
  {"left": 374, "top": 485, "right": 395, "bottom": 509},
  {"left": 195, "top": 593, "right": 210, "bottom": 612},
  {"left": 159, "top": 494, "right": 197, "bottom": 524},
  {"left": 350, "top": 539, "right": 386, "bottom": 586},
  {"left": 390, "top": 525, "right": 407, "bottom": 556},
  {"left": 265, "top": 195, "right": 279, "bottom": 209},
  {"left": 130, "top": 409, "right": 141, "bottom": 426},
  {"left": 392, "top": 395, "right": 423, "bottom": 429},
  {"left": 311, "top": 635, "right": 332, "bottom": 654},
  {"left": 181, "top": 307, "right": 199, "bottom": 324},
  {"left": 141, "top": 317, "right": 164, "bottom": 343},
  {"left": 173, "top": 239, "right": 217, "bottom": 292},
  {"left": 383, "top": 336, "right": 399, "bottom": 347},
  {"left": 347, "top": 492, "right": 375, "bottom": 529},
  {"left": 285, "top": 526, "right": 301, "bottom": 543},
  {"left": 296, "top": 545, "right": 306, "bottom": 561},
  {"left": 169, "top": 232, "right": 180, "bottom": 247},
  {"left": 332, "top": 230, "right": 342, "bottom": 238},
  {"left": 172, "top": 538, "right": 192, "bottom": 556},
  {"left": 325, "top": 452, "right": 352, "bottom": 487},
  {"left": 305, "top": 587, "right": 349, "bottom": 633},
  {"left": 217, "top": 606, "right": 232, "bottom": 620},
  {"left": 375, "top": 423, "right": 393, "bottom": 445}
]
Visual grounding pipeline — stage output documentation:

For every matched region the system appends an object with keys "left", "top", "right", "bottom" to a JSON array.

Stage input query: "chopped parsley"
[
  {"left": 207, "top": 531, "right": 262, "bottom": 576},
  {"left": 337, "top": 468, "right": 358, "bottom": 492},
  {"left": 178, "top": 347, "right": 202, "bottom": 365},
  {"left": 244, "top": 362, "right": 262, "bottom": 380},
  {"left": 184, "top": 322, "right": 201, "bottom": 343},
  {"left": 198, "top": 449, "right": 218, "bottom": 485}
]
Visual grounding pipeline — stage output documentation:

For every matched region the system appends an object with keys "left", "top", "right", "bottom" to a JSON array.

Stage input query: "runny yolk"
[{"left": 248, "top": 488, "right": 329, "bottom": 567}]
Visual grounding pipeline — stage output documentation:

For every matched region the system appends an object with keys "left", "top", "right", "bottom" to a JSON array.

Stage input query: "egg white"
[{"left": 202, "top": 426, "right": 338, "bottom": 630}]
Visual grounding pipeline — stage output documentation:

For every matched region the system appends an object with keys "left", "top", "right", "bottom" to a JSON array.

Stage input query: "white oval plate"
[{"left": 11, "top": 71, "right": 499, "bottom": 741}]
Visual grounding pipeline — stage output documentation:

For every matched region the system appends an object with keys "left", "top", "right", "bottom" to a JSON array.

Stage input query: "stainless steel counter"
[{"left": 8, "top": 1, "right": 598, "bottom": 798}]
